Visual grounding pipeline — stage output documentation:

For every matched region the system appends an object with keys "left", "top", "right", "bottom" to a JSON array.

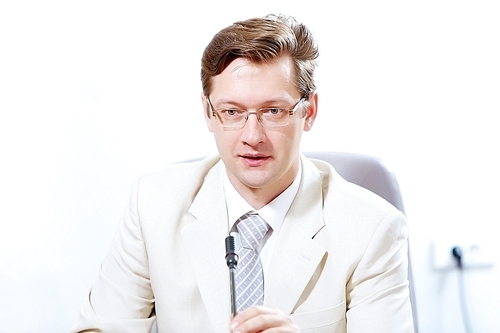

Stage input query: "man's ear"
[
  {"left": 201, "top": 93, "right": 214, "bottom": 133},
  {"left": 303, "top": 92, "right": 318, "bottom": 132}
]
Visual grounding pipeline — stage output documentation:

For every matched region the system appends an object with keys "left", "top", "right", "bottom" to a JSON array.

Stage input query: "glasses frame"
[{"left": 206, "top": 96, "right": 306, "bottom": 129}]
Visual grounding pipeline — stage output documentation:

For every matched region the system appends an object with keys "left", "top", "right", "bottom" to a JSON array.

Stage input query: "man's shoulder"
[
  {"left": 137, "top": 155, "right": 222, "bottom": 191},
  {"left": 303, "top": 155, "right": 401, "bottom": 217}
]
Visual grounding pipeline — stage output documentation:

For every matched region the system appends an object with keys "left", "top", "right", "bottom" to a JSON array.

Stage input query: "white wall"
[{"left": 1, "top": 1, "right": 499, "bottom": 332}]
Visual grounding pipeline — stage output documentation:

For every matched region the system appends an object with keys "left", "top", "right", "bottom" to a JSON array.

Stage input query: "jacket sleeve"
[
  {"left": 70, "top": 178, "right": 156, "bottom": 333},
  {"left": 346, "top": 210, "right": 415, "bottom": 333}
]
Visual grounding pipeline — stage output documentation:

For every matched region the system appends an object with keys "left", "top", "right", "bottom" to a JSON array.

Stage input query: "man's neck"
[
  {"left": 226, "top": 163, "right": 300, "bottom": 210},
  {"left": 234, "top": 184, "right": 290, "bottom": 210}
]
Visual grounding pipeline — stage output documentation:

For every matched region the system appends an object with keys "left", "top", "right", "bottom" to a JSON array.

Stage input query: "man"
[{"left": 71, "top": 14, "right": 414, "bottom": 332}]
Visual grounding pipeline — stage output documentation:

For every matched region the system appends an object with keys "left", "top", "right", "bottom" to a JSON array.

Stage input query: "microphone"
[
  {"left": 225, "top": 236, "right": 238, "bottom": 269},
  {"left": 225, "top": 235, "right": 238, "bottom": 317}
]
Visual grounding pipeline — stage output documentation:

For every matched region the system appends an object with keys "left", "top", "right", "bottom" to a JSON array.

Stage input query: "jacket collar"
[{"left": 265, "top": 155, "right": 326, "bottom": 313}]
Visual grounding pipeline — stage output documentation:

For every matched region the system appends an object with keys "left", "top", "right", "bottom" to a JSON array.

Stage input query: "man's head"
[
  {"left": 200, "top": 15, "right": 320, "bottom": 208},
  {"left": 201, "top": 14, "right": 319, "bottom": 104}
]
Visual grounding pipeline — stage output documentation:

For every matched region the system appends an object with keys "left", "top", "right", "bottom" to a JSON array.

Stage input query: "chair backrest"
[
  {"left": 305, "top": 151, "right": 405, "bottom": 212},
  {"left": 304, "top": 151, "right": 418, "bottom": 332}
]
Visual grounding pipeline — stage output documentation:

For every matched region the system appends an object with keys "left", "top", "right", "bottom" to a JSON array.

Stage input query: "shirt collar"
[{"left": 224, "top": 163, "right": 302, "bottom": 235}]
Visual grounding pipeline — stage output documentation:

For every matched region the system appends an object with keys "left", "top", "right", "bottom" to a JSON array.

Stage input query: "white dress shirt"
[{"left": 223, "top": 163, "right": 301, "bottom": 277}]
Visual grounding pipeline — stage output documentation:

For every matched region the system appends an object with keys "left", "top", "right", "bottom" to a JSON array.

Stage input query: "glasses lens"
[
  {"left": 259, "top": 108, "right": 289, "bottom": 127},
  {"left": 216, "top": 109, "right": 246, "bottom": 127}
]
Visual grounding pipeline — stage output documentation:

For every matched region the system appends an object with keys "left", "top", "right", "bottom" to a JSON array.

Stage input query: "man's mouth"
[{"left": 240, "top": 154, "right": 270, "bottom": 165}]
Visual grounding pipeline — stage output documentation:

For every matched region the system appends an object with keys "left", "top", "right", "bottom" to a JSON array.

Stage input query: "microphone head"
[
  {"left": 225, "top": 235, "right": 235, "bottom": 253},
  {"left": 225, "top": 236, "right": 238, "bottom": 268}
]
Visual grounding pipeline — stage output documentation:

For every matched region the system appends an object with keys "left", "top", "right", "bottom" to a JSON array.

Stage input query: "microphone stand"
[{"left": 225, "top": 236, "right": 238, "bottom": 317}]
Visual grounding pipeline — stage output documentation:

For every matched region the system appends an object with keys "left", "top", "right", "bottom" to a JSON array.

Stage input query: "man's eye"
[
  {"left": 223, "top": 109, "right": 240, "bottom": 116},
  {"left": 266, "top": 108, "right": 283, "bottom": 115}
]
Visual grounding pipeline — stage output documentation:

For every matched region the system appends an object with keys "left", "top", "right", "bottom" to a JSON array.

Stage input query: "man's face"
[{"left": 203, "top": 56, "right": 317, "bottom": 204}]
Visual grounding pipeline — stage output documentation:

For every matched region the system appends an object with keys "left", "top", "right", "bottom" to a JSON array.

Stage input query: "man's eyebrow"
[{"left": 214, "top": 97, "right": 293, "bottom": 108}]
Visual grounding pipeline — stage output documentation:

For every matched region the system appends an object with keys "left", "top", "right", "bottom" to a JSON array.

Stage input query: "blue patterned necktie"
[{"left": 234, "top": 212, "right": 269, "bottom": 312}]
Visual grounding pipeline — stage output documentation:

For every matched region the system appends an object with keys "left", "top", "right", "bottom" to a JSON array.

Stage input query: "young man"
[{"left": 72, "top": 15, "right": 415, "bottom": 333}]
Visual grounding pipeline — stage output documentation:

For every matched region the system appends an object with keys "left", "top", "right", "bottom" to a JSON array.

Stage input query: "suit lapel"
[
  {"left": 180, "top": 161, "right": 231, "bottom": 333},
  {"left": 265, "top": 156, "right": 327, "bottom": 314}
]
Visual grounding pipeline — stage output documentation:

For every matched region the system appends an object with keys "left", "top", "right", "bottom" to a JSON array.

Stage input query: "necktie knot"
[{"left": 236, "top": 213, "right": 269, "bottom": 250}]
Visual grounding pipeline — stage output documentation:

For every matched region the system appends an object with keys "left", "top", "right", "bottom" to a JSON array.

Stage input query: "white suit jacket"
[{"left": 71, "top": 155, "right": 414, "bottom": 333}]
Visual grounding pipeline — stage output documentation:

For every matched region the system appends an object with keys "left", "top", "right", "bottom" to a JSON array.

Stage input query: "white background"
[{"left": 1, "top": 1, "right": 499, "bottom": 332}]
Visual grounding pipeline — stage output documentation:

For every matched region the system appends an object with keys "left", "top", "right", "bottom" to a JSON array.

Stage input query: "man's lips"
[
  {"left": 239, "top": 154, "right": 270, "bottom": 166},
  {"left": 240, "top": 154, "right": 268, "bottom": 160}
]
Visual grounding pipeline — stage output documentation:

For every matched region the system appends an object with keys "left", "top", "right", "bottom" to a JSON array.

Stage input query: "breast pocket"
[{"left": 290, "top": 301, "right": 346, "bottom": 333}]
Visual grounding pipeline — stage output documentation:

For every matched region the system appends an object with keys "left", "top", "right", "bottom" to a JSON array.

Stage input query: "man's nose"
[{"left": 240, "top": 112, "right": 265, "bottom": 145}]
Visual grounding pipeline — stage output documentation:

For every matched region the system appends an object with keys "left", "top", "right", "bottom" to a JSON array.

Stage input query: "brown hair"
[{"left": 201, "top": 14, "right": 319, "bottom": 99}]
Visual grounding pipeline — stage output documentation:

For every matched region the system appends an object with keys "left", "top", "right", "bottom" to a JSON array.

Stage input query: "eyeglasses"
[{"left": 207, "top": 96, "right": 306, "bottom": 129}]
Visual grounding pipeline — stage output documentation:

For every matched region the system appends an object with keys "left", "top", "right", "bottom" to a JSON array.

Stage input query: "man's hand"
[{"left": 230, "top": 305, "right": 300, "bottom": 333}]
